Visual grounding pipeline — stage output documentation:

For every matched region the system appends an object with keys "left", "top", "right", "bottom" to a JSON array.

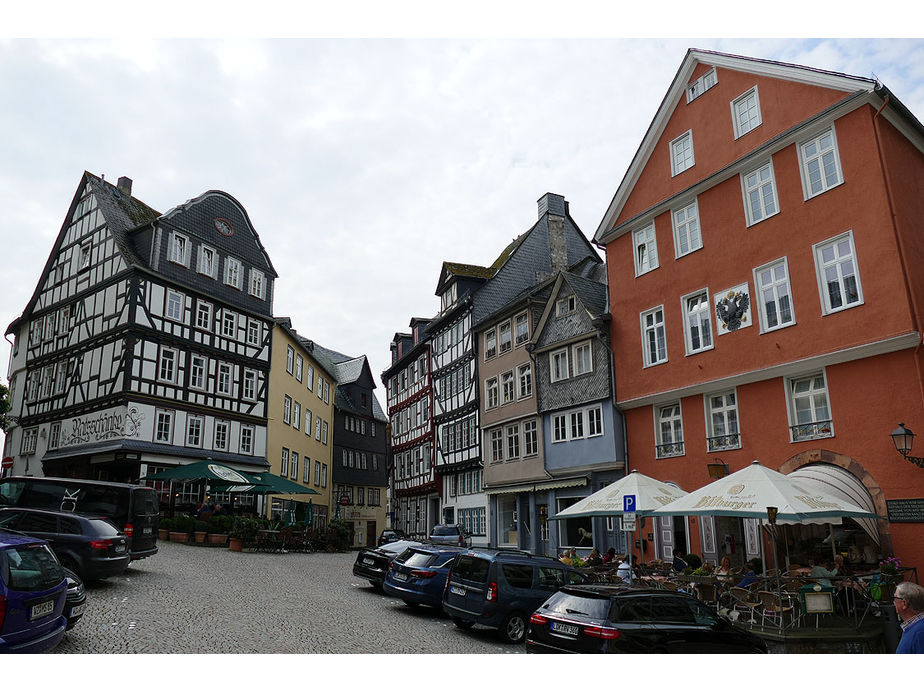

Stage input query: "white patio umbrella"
[
  {"left": 548, "top": 469, "right": 687, "bottom": 520},
  {"left": 647, "top": 460, "right": 880, "bottom": 523}
]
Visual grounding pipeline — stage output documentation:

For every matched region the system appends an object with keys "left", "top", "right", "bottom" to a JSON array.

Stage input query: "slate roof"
[
  {"left": 308, "top": 341, "right": 388, "bottom": 422},
  {"left": 563, "top": 271, "right": 608, "bottom": 318}
]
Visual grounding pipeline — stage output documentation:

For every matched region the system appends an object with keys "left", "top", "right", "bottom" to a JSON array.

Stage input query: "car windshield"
[
  {"left": 542, "top": 593, "right": 611, "bottom": 619},
  {"left": 1, "top": 543, "right": 64, "bottom": 590}
]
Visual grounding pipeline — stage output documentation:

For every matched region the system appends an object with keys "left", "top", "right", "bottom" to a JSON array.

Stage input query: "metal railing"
[
  {"left": 790, "top": 419, "right": 834, "bottom": 442},
  {"left": 707, "top": 433, "right": 741, "bottom": 451},
  {"left": 655, "top": 441, "right": 685, "bottom": 458}
]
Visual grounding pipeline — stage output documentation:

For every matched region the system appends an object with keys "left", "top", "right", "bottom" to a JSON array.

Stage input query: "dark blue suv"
[
  {"left": 0, "top": 532, "right": 68, "bottom": 653},
  {"left": 442, "top": 548, "right": 589, "bottom": 644},
  {"left": 383, "top": 544, "right": 467, "bottom": 610}
]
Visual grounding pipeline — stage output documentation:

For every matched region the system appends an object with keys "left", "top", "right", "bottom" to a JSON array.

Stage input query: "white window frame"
[
  {"left": 731, "top": 86, "right": 762, "bottom": 139},
  {"left": 670, "top": 130, "right": 694, "bottom": 176},
  {"left": 158, "top": 347, "right": 178, "bottom": 383},
  {"left": 517, "top": 363, "right": 532, "bottom": 399},
  {"left": 485, "top": 377, "right": 498, "bottom": 409},
  {"left": 281, "top": 448, "right": 290, "bottom": 477},
  {"left": 283, "top": 395, "right": 292, "bottom": 424},
  {"left": 633, "top": 222, "right": 659, "bottom": 276},
  {"left": 290, "top": 452, "right": 298, "bottom": 480},
  {"left": 286, "top": 346, "right": 294, "bottom": 374},
  {"left": 704, "top": 390, "right": 741, "bottom": 452},
  {"left": 198, "top": 244, "right": 217, "bottom": 278},
  {"left": 295, "top": 355, "right": 303, "bottom": 382},
  {"left": 293, "top": 401, "right": 301, "bottom": 431},
  {"left": 741, "top": 160, "right": 779, "bottom": 226},
  {"left": 681, "top": 289, "right": 714, "bottom": 355},
  {"left": 641, "top": 306, "right": 667, "bottom": 367},
  {"left": 555, "top": 296, "right": 576, "bottom": 316},
  {"left": 655, "top": 402, "right": 684, "bottom": 458},
  {"left": 249, "top": 269, "right": 266, "bottom": 299},
  {"left": 505, "top": 423, "right": 520, "bottom": 460},
  {"left": 785, "top": 371, "right": 834, "bottom": 442},
  {"left": 196, "top": 301, "right": 212, "bottom": 331},
  {"left": 813, "top": 231, "right": 863, "bottom": 315},
  {"left": 214, "top": 420, "right": 229, "bottom": 451},
  {"left": 247, "top": 320, "right": 260, "bottom": 346},
  {"left": 672, "top": 199, "right": 703, "bottom": 258},
  {"left": 686, "top": 68, "right": 717, "bottom": 102},
  {"left": 515, "top": 312, "right": 529, "bottom": 345},
  {"left": 222, "top": 311, "right": 236, "bottom": 338},
  {"left": 186, "top": 415, "right": 203, "bottom": 448},
  {"left": 572, "top": 340, "right": 593, "bottom": 376},
  {"left": 240, "top": 425, "right": 254, "bottom": 455},
  {"left": 587, "top": 406, "right": 604, "bottom": 438},
  {"left": 550, "top": 348, "right": 570, "bottom": 383},
  {"left": 242, "top": 369, "right": 257, "bottom": 401},
  {"left": 306, "top": 366, "right": 314, "bottom": 391},
  {"left": 154, "top": 410, "right": 174, "bottom": 444},
  {"left": 225, "top": 257, "right": 243, "bottom": 290},
  {"left": 166, "top": 290, "right": 184, "bottom": 322},
  {"left": 499, "top": 321, "right": 512, "bottom": 353},
  {"left": 216, "top": 362, "right": 233, "bottom": 396},
  {"left": 754, "top": 257, "right": 796, "bottom": 332},
  {"left": 170, "top": 231, "right": 190, "bottom": 267},
  {"left": 523, "top": 419, "right": 539, "bottom": 456},
  {"left": 501, "top": 371, "right": 515, "bottom": 405},
  {"left": 79, "top": 240, "right": 92, "bottom": 271},
  {"left": 798, "top": 125, "right": 844, "bottom": 200},
  {"left": 21, "top": 427, "right": 38, "bottom": 454},
  {"left": 190, "top": 355, "right": 207, "bottom": 391}
]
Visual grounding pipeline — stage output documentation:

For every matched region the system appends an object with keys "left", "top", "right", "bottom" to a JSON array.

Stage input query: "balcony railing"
[
  {"left": 790, "top": 419, "right": 834, "bottom": 442},
  {"left": 707, "top": 433, "right": 741, "bottom": 452},
  {"left": 656, "top": 441, "right": 685, "bottom": 458}
]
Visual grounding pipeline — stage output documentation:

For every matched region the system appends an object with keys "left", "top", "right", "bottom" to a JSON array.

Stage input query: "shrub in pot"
[
  {"left": 159, "top": 517, "right": 173, "bottom": 541},
  {"left": 169, "top": 514, "right": 195, "bottom": 543},
  {"left": 194, "top": 520, "right": 209, "bottom": 544},
  {"left": 208, "top": 514, "right": 233, "bottom": 545}
]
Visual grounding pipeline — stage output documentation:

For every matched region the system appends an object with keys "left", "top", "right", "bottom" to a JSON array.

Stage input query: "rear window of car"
[
  {"left": 432, "top": 526, "right": 458, "bottom": 537},
  {"left": 1, "top": 544, "right": 64, "bottom": 590},
  {"left": 133, "top": 489, "right": 160, "bottom": 515},
  {"left": 542, "top": 592, "right": 612, "bottom": 619},
  {"left": 501, "top": 563, "right": 533, "bottom": 589},
  {"left": 88, "top": 519, "right": 119, "bottom": 535},
  {"left": 401, "top": 550, "right": 437, "bottom": 568},
  {"left": 453, "top": 555, "right": 490, "bottom": 582}
]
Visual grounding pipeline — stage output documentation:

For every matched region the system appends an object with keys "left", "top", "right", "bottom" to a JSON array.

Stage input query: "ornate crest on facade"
[{"left": 714, "top": 283, "right": 751, "bottom": 334}]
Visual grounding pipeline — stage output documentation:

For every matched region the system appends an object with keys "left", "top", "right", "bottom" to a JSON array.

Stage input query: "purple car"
[{"left": 0, "top": 532, "right": 68, "bottom": 653}]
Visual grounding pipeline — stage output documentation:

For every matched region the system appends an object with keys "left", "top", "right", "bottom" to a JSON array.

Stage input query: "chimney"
[
  {"left": 537, "top": 192, "right": 566, "bottom": 219},
  {"left": 538, "top": 193, "right": 568, "bottom": 271},
  {"left": 117, "top": 176, "right": 132, "bottom": 197}
]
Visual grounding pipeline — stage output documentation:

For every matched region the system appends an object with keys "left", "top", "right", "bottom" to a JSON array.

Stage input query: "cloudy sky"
[{"left": 2, "top": 15, "right": 923, "bottom": 400}]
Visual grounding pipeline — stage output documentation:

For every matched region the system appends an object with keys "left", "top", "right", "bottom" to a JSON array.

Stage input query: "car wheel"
[
  {"left": 402, "top": 599, "right": 419, "bottom": 608},
  {"left": 500, "top": 612, "right": 527, "bottom": 644},
  {"left": 453, "top": 617, "right": 475, "bottom": 630}
]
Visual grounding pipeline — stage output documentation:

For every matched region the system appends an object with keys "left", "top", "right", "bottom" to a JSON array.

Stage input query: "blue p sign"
[{"left": 623, "top": 494, "right": 636, "bottom": 513}]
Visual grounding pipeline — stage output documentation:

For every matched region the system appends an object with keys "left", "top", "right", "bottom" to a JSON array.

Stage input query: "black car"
[
  {"left": 62, "top": 567, "right": 87, "bottom": 631},
  {"left": 353, "top": 540, "right": 424, "bottom": 590},
  {"left": 377, "top": 528, "right": 409, "bottom": 546},
  {"left": 526, "top": 584, "right": 769, "bottom": 654},
  {"left": 0, "top": 508, "right": 130, "bottom": 580}
]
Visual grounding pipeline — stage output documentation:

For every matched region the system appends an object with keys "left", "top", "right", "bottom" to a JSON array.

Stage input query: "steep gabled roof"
[{"left": 593, "top": 49, "right": 879, "bottom": 244}]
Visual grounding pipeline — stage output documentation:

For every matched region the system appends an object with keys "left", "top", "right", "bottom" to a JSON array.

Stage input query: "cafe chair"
[
  {"left": 694, "top": 582, "right": 719, "bottom": 607},
  {"left": 728, "top": 587, "right": 762, "bottom": 623},
  {"left": 757, "top": 590, "right": 796, "bottom": 629},
  {"left": 660, "top": 580, "right": 680, "bottom": 592}
]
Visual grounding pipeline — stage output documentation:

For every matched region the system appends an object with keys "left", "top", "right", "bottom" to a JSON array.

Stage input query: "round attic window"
[{"left": 214, "top": 218, "right": 234, "bottom": 236}]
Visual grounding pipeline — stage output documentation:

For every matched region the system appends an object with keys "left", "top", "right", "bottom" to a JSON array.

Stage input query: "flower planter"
[
  {"left": 169, "top": 531, "right": 190, "bottom": 543},
  {"left": 229, "top": 537, "right": 243, "bottom": 552},
  {"left": 209, "top": 533, "right": 229, "bottom": 546},
  {"left": 194, "top": 531, "right": 208, "bottom": 544},
  {"left": 158, "top": 529, "right": 169, "bottom": 541}
]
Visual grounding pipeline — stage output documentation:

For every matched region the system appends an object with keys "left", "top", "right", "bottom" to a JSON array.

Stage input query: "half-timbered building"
[{"left": 4, "top": 172, "right": 277, "bottom": 497}]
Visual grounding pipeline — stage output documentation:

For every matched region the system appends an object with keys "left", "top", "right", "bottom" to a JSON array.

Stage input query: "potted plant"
[
  {"left": 169, "top": 515, "right": 195, "bottom": 543},
  {"left": 208, "top": 514, "right": 232, "bottom": 545},
  {"left": 229, "top": 517, "right": 259, "bottom": 552},
  {"left": 158, "top": 517, "right": 172, "bottom": 541},
  {"left": 194, "top": 520, "right": 209, "bottom": 544},
  {"left": 873, "top": 556, "right": 902, "bottom": 601}
]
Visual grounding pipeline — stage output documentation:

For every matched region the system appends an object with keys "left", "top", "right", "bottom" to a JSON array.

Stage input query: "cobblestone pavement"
[{"left": 51, "top": 540, "right": 522, "bottom": 654}]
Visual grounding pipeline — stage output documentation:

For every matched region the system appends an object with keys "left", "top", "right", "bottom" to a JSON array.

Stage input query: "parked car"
[
  {"left": 383, "top": 544, "right": 467, "bottom": 610},
  {"left": 526, "top": 584, "right": 769, "bottom": 654},
  {"left": 0, "top": 508, "right": 130, "bottom": 580},
  {"left": 0, "top": 476, "right": 160, "bottom": 561},
  {"left": 353, "top": 540, "right": 424, "bottom": 590},
  {"left": 428, "top": 524, "right": 472, "bottom": 547},
  {"left": 62, "top": 567, "right": 87, "bottom": 631},
  {"left": 0, "top": 531, "right": 68, "bottom": 653},
  {"left": 442, "top": 548, "right": 589, "bottom": 643},
  {"left": 377, "top": 528, "right": 409, "bottom": 546}
]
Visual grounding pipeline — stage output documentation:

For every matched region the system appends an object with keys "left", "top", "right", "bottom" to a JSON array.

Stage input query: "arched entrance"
[{"left": 779, "top": 449, "right": 893, "bottom": 559}]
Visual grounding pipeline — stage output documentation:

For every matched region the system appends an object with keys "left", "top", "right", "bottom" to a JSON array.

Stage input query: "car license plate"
[
  {"left": 143, "top": 527, "right": 153, "bottom": 535},
  {"left": 363, "top": 558, "right": 375, "bottom": 566},
  {"left": 30, "top": 600, "right": 55, "bottom": 620},
  {"left": 394, "top": 572, "right": 409, "bottom": 582},
  {"left": 450, "top": 585, "right": 466, "bottom": 596},
  {"left": 115, "top": 544, "right": 126, "bottom": 553},
  {"left": 69, "top": 603, "right": 86, "bottom": 618},
  {"left": 551, "top": 621, "right": 580, "bottom": 636}
]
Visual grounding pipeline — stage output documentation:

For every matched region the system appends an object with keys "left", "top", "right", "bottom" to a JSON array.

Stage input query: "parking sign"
[{"left": 623, "top": 494, "right": 636, "bottom": 513}]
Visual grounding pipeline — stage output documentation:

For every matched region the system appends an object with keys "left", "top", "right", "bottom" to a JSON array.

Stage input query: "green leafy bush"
[
  {"left": 172, "top": 515, "right": 196, "bottom": 534},
  {"left": 683, "top": 553, "right": 702, "bottom": 569},
  {"left": 325, "top": 518, "right": 350, "bottom": 551},
  {"left": 209, "top": 514, "right": 233, "bottom": 534}
]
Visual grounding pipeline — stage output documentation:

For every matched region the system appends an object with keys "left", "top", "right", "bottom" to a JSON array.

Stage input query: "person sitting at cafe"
[
  {"left": 715, "top": 555, "right": 732, "bottom": 578},
  {"left": 602, "top": 547, "right": 617, "bottom": 564},
  {"left": 809, "top": 556, "right": 836, "bottom": 588},
  {"left": 585, "top": 548, "right": 603, "bottom": 567},
  {"left": 616, "top": 555, "right": 634, "bottom": 584},
  {"left": 736, "top": 562, "right": 757, "bottom": 589},
  {"left": 833, "top": 555, "right": 860, "bottom": 615},
  {"left": 672, "top": 548, "right": 688, "bottom": 573}
]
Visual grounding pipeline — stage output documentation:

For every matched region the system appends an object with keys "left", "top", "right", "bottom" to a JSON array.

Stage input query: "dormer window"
[
  {"left": 556, "top": 296, "right": 576, "bottom": 316},
  {"left": 441, "top": 283, "right": 457, "bottom": 311},
  {"left": 170, "top": 232, "right": 190, "bottom": 267}
]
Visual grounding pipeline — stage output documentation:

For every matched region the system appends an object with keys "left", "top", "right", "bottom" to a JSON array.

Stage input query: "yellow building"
[{"left": 266, "top": 319, "right": 338, "bottom": 530}]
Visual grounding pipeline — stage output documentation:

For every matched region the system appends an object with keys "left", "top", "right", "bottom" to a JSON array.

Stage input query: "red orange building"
[{"left": 594, "top": 49, "right": 924, "bottom": 573}]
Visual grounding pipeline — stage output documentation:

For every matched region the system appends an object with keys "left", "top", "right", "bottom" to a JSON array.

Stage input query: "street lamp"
[
  {"left": 707, "top": 458, "right": 730, "bottom": 479},
  {"left": 890, "top": 423, "right": 924, "bottom": 468}
]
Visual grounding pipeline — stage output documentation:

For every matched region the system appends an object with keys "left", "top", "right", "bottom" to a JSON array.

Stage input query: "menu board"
[{"left": 886, "top": 498, "right": 924, "bottom": 523}]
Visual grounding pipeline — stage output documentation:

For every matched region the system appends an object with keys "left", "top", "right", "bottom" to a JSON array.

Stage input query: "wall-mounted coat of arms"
[{"left": 714, "top": 283, "right": 751, "bottom": 334}]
